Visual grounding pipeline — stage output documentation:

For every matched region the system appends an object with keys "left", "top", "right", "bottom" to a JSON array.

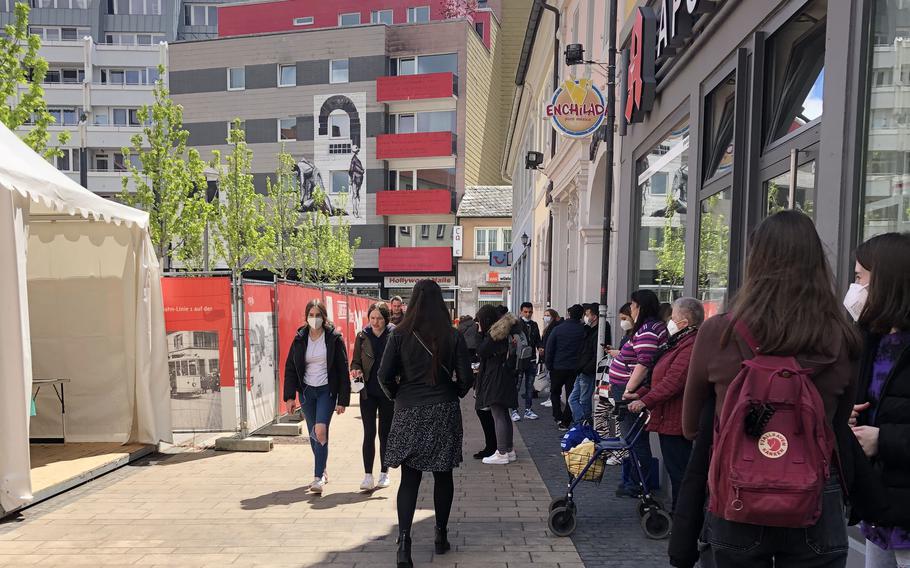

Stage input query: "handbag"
[{"left": 533, "top": 365, "right": 550, "bottom": 392}]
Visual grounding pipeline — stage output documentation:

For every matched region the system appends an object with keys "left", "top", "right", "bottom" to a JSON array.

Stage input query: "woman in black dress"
[{"left": 378, "top": 280, "right": 473, "bottom": 568}]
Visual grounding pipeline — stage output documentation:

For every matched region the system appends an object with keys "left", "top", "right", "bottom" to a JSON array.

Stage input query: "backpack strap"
[{"left": 726, "top": 314, "right": 761, "bottom": 355}]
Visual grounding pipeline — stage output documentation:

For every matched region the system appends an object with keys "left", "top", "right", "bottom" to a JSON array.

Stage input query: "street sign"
[
  {"left": 489, "top": 251, "right": 510, "bottom": 267},
  {"left": 452, "top": 226, "right": 463, "bottom": 257}
]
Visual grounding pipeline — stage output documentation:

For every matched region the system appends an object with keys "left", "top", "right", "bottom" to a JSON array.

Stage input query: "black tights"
[
  {"left": 360, "top": 394, "right": 394, "bottom": 474},
  {"left": 476, "top": 408, "right": 497, "bottom": 452},
  {"left": 396, "top": 464, "right": 454, "bottom": 534}
]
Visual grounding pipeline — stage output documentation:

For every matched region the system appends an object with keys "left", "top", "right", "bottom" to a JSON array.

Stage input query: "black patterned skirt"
[{"left": 384, "top": 400, "right": 463, "bottom": 472}]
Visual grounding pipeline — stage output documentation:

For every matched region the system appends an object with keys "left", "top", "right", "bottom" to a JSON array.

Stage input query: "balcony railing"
[
  {"left": 375, "top": 189, "right": 453, "bottom": 216},
  {"left": 375, "top": 131, "right": 456, "bottom": 160},
  {"left": 376, "top": 72, "right": 458, "bottom": 102},
  {"left": 379, "top": 246, "right": 453, "bottom": 273}
]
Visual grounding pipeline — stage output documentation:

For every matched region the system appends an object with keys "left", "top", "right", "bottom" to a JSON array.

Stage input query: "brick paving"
[
  {"left": 0, "top": 399, "right": 586, "bottom": 567},
  {"left": 515, "top": 401, "right": 669, "bottom": 568}
]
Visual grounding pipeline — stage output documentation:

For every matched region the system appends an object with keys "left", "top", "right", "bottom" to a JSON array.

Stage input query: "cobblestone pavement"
[
  {"left": 515, "top": 400, "right": 670, "bottom": 568},
  {"left": 0, "top": 399, "right": 584, "bottom": 567}
]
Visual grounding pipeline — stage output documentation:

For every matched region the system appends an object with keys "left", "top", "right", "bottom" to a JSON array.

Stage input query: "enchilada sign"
[{"left": 547, "top": 78, "right": 607, "bottom": 138}]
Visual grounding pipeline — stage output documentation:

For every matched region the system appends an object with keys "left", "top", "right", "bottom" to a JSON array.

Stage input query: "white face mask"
[
  {"left": 843, "top": 283, "right": 868, "bottom": 322},
  {"left": 307, "top": 316, "right": 323, "bottom": 329},
  {"left": 667, "top": 320, "right": 681, "bottom": 336},
  {"left": 620, "top": 319, "right": 633, "bottom": 332},
  {"left": 543, "top": 316, "right": 552, "bottom": 325},
  {"left": 521, "top": 316, "right": 531, "bottom": 322}
]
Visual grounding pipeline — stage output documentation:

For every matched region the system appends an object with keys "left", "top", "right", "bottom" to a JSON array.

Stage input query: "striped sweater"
[{"left": 608, "top": 318, "right": 668, "bottom": 387}]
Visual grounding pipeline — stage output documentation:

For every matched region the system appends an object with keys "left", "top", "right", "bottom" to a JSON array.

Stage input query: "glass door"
[{"left": 761, "top": 143, "right": 819, "bottom": 219}]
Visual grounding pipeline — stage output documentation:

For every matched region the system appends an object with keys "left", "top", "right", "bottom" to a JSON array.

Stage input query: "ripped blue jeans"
[{"left": 298, "top": 384, "right": 336, "bottom": 478}]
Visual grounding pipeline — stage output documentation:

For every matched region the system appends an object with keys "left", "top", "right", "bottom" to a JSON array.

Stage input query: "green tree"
[
  {"left": 211, "top": 120, "right": 271, "bottom": 274},
  {"left": 697, "top": 193, "right": 731, "bottom": 293},
  {"left": 262, "top": 148, "right": 302, "bottom": 279},
  {"left": 120, "top": 67, "right": 210, "bottom": 270},
  {"left": 652, "top": 191, "right": 685, "bottom": 293},
  {"left": 298, "top": 188, "right": 360, "bottom": 284},
  {"left": 1, "top": 2, "right": 69, "bottom": 157}
]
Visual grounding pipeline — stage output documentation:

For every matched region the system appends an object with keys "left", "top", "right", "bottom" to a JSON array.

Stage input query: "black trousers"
[
  {"left": 657, "top": 433, "right": 692, "bottom": 510},
  {"left": 549, "top": 369, "right": 576, "bottom": 424},
  {"left": 476, "top": 408, "right": 497, "bottom": 452},
  {"left": 397, "top": 464, "right": 454, "bottom": 533},
  {"left": 361, "top": 393, "right": 394, "bottom": 474}
]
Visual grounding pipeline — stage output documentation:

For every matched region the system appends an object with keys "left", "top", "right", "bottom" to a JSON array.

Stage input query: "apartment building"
[
  {"left": 0, "top": 0, "right": 229, "bottom": 195},
  {"left": 169, "top": 0, "right": 530, "bottom": 299}
]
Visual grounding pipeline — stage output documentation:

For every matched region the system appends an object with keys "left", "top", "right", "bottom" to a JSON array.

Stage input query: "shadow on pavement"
[{"left": 241, "top": 486, "right": 390, "bottom": 511}]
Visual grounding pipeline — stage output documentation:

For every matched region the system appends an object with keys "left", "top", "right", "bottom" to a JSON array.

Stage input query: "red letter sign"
[{"left": 625, "top": 7, "right": 657, "bottom": 124}]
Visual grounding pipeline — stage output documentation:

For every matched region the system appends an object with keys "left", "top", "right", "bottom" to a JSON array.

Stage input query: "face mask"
[
  {"left": 667, "top": 320, "right": 680, "bottom": 336},
  {"left": 843, "top": 283, "right": 868, "bottom": 322},
  {"left": 620, "top": 319, "right": 633, "bottom": 332},
  {"left": 307, "top": 317, "right": 323, "bottom": 329},
  {"left": 522, "top": 316, "right": 531, "bottom": 322},
  {"left": 543, "top": 316, "right": 552, "bottom": 325}
]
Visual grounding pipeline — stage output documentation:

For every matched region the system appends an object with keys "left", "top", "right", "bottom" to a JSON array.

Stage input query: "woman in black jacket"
[
  {"left": 282, "top": 299, "right": 350, "bottom": 494},
  {"left": 474, "top": 305, "right": 520, "bottom": 466},
  {"left": 848, "top": 232, "right": 910, "bottom": 567},
  {"left": 378, "top": 280, "right": 472, "bottom": 568}
]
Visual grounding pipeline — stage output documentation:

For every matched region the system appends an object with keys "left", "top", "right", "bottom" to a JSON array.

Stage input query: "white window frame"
[
  {"left": 278, "top": 117, "right": 297, "bottom": 141},
  {"left": 407, "top": 6, "right": 430, "bottom": 23},
  {"left": 227, "top": 67, "right": 245, "bottom": 91},
  {"left": 328, "top": 112, "right": 350, "bottom": 139},
  {"left": 277, "top": 64, "right": 296, "bottom": 87},
  {"left": 329, "top": 170, "right": 350, "bottom": 194},
  {"left": 185, "top": 3, "right": 217, "bottom": 26},
  {"left": 371, "top": 9, "right": 393, "bottom": 25},
  {"left": 392, "top": 223, "right": 453, "bottom": 247},
  {"left": 55, "top": 148, "right": 81, "bottom": 172},
  {"left": 474, "top": 227, "right": 510, "bottom": 259},
  {"left": 392, "top": 113, "right": 416, "bottom": 134},
  {"left": 93, "top": 152, "right": 111, "bottom": 172},
  {"left": 227, "top": 120, "right": 246, "bottom": 138},
  {"left": 391, "top": 53, "right": 457, "bottom": 76},
  {"left": 293, "top": 16, "right": 314, "bottom": 26},
  {"left": 339, "top": 12, "right": 361, "bottom": 26},
  {"left": 330, "top": 59, "right": 349, "bottom": 84}
]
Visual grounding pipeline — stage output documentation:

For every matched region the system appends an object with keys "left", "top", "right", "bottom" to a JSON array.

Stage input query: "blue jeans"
[
  {"left": 520, "top": 366, "right": 536, "bottom": 409},
  {"left": 298, "top": 384, "right": 336, "bottom": 478},
  {"left": 611, "top": 383, "right": 653, "bottom": 492},
  {"left": 569, "top": 373, "right": 595, "bottom": 425}
]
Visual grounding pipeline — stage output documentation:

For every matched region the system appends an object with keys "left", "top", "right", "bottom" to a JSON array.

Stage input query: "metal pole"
[
  {"left": 536, "top": 0, "right": 560, "bottom": 310},
  {"left": 272, "top": 275, "right": 281, "bottom": 422},
  {"left": 234, "top": 272, "right": 249, "bottom": 438},
  {"left": 598, "top": 0, "right": 618, "bottom": 351},
  {"left": 79, "top": 115, "right": 88, "bottom": 188}
]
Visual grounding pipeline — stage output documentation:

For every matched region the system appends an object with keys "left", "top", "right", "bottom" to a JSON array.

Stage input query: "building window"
[
  {"left": 278, "top": 118, "right": 297, "bottom": 141},
  {"left": 417, "top": 110, "right": 456, "bottom": 133},
  {"left": 112, "top": 108, "right": 141, "bottom": 126},
  {"left": 371, "top": 9, "right": 393, "bottom": 25},
  {"left": 474, "top": 227, "right": 510, "bottom": 259},
  {"left": 45, "top": 68, "right": 85, "bottom": 84},
  {"left": 635, "top": 120, "right": 689, "bottom": 302},
  {"left": 100, "top": 67, "right": 159, "bottom": 85},
  {"left": 55, "top": 148, "right": 81, "bottom": 172},
  {"left": 329, "top": 143, "right": 352, "bottom": 155},
  {"left": 278, "top": 64, "right": 296, "bottom": 87},
  {"left": 328, "top": 112, "right": 351, "bottom": 139},
  {"left": 228, "top": 67, "right": 245, "bottom": 90},
  {"left": 293, "top": 16, "right": 314, "bottom": 26},
  {"left": 703, "top": 73, "right": 736, "bottom": 182},
  {"left": 32, "top": 0, "right": 89, "bottom": 7},
  {"left": 31, "top": 26, "right": 90, "bottom": 42},
  {"left": 407, "top": 6, "right": 430, "bottom": 23},
  {"left": 108, "top": 0, "right": 160, "bottom": 15},
  {"left": 339, "top": 12, "right": 361, "bottom": 26},
  {"left": 330, "top": 170, "right": 349, "bottom": 193},
  {"left": 391, "top": 53, "right": 457, "bottom": 76},
  {"left": 763, "top": 0, "right": 825, "bottom": 146},
  {"left": 330, "top": 59, "right": 349, "bottom": 83},
  {"left": 390, "top": 113, "right": 415, "bottom": 134},
  {"left": 48, "top": 107, "right": 82, "bottom": 126},
  {"left": 94, "top": 153, "right": 110, "bottom": 171},
  {"left": 416, "top": 168, "right": 456, "bottom": 190},
  {"left": 474, "top": 22, "right": 484, "bottom": 38},
  {"left": 393, "top": 224, "right": 453, "bottom": 247},
  {"left": 104, "top": 32, "right": 165, "bottom": 45},
  {"left": 697, "top": 189, "right": 732, "bottom": 317},
  {"left": 227, "top": 120, "right": 246, "bottom": 137},
  {"left": 184, "top": 4, "right": 218, "bottom": 26},
  {"left": 873, "top": 68, "right": 894, "bottom": 87}
]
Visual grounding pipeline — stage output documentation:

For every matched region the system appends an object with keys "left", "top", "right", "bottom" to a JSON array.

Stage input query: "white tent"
[{"left": 0, "top": 124, "right": 172, "bottom": 515}]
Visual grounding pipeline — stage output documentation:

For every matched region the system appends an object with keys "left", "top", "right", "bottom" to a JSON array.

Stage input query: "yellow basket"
[{"left": 563, "top": 441, "right": 605, "bottom": 482}]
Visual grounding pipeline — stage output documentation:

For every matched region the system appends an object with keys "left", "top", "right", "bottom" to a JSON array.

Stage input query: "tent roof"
[{"left": 0, "top": 124, "right": 148, "bottom": 229}]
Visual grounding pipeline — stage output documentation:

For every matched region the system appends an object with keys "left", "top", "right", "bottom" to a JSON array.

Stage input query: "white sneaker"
[
  {"left": 606, "top": 455, "right": 622, "bottom": 466},
  {"left": 377, "top": 472, "right": 391, "bottom": 488},
  {"left": 507, "top": 451, "right": 517, "bottom": 463},
  {"left": 524, "top": 409, "right": 539, "bottom": 420},
  {"left": 510, "top": 409, "right": 522, "bottom": 422},
  {"left": 541, "top": 399, "right": 553, "bottom": 408},
  {"left": 482, "top": 451, "right": 510, "bottom": 465},
  {"left": 360, "top": 474, "right": 374, "bottom": 491},
  {"left": 309, "top": 477, "right": 325, "bottom": 493}
]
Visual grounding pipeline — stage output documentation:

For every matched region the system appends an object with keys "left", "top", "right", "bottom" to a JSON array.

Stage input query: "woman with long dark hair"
[
  {"left": 283, "top": 299, "right": 350, "bottom": 494},
  {"left": 378, "top": 280, "right": 473, "bottom": 568},
  {"left": 681, "top": 210, "right": 861, "bottom": 567},
  {"left": 350, "top": 302, "right": 395, "bottom": 491},
  {"left": 847, "top": 233, "right": 910, "bottom": 568},
  {"left": 474, "top": 304, "right": 520, "bottom": 465}
]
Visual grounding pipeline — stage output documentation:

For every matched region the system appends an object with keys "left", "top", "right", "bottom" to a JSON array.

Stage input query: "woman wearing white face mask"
[
  {"left": 846, "top": 233, "right": 910, "bottom": 568},
  {"left": 283, "top": 299, "right": 350, "bottom": 493}
]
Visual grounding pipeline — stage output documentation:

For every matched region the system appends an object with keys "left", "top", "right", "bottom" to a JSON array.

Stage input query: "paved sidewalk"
[{"left": 0, "top": 399, "right": 583, "bottom": 567}]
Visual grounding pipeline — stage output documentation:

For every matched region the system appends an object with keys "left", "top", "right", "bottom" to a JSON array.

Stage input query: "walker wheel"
[
  {"left": 548, "top": 506, "right": 577, "bottom": 537},
  {"left": 641, "top": 509, "right": 672, "bottom": 540},
  {"left": 549, "top": 497, "right": 570, "bottom": 513},
  {"left": 637, "top": 497, "right": 664, "bottom": 518}
]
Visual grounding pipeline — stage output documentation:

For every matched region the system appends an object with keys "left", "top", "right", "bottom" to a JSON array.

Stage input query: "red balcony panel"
[
  {"left": 376, "top": 132, "right": 455, "bottom": 160},
  {"left": 376, "top": 72, "right": 457, "bottom": 102},
  {"left": 379, "top": 247, "right": 452, "bottom": 273},
  {"left": 375, "top": 189, "right": 452, "bottom": 215}
]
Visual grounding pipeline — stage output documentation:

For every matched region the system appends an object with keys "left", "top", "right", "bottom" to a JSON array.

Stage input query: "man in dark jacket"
[
  {"left": 568, "top": 303, "right": 602, "bottom": 426},
  {"left": 511, "top": 302, "right": 542, "bottom": 421},
  {"left": 545, "top": 304, "right": 586, "bottom": 429}
]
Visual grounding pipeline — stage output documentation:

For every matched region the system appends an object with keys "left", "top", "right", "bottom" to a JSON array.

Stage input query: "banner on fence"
[
  {"left": 275, "top": 283, "right": 322, "bottom": 406},
  {"left": 161, "top": 277, "right": 235, "bottom": 431},
  {"left": 244, "top": 283, "right": 277, "bottom": 433}
]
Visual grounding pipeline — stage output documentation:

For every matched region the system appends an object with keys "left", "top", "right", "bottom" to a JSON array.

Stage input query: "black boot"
[
  {"left": 397, "top": 529, "right": 413, "bottom": 568},
  {"left": 473, "top": 447, "right": 495, "bottom": 459},
  {"left": 434, "top": 526, "right": 451, "bottom": 555}
]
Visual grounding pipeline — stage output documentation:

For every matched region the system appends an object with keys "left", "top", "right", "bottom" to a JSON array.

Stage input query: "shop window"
[
  {"left": 697, "top": 189, "right": 732, "bottom": 318},
  {"left": 635, "top": 120, "right": 689, "bottom": 302},
  {"left": 703, "top": 73, "right": 736, "bottom": 181},
  {"left": 765, "top": 160, "right": 817, "bottom": 219},
  {"left": 763, "top": 0, "right": 826, "bottom": 146},
  {"left": 860, "top": 0, "right": 910, "bottom": 239}
]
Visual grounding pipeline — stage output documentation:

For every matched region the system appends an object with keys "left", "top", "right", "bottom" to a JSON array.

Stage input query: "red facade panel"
[
  {"left": 376, "top": 72, "right": 455, "bottom": 102},
  {"left": 379, "top": 247, "right": 452, "bottom": 273},
  {"left": 375, "top": 132, "right": 455, "bottom": 159},
  {"left": 375, "top": 189, "right": 452, "bottom": 215}
]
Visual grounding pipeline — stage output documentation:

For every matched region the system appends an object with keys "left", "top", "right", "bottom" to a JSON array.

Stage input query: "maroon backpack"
[{"left": 707, "top": 319, "right": 834, "bottom": 528}]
